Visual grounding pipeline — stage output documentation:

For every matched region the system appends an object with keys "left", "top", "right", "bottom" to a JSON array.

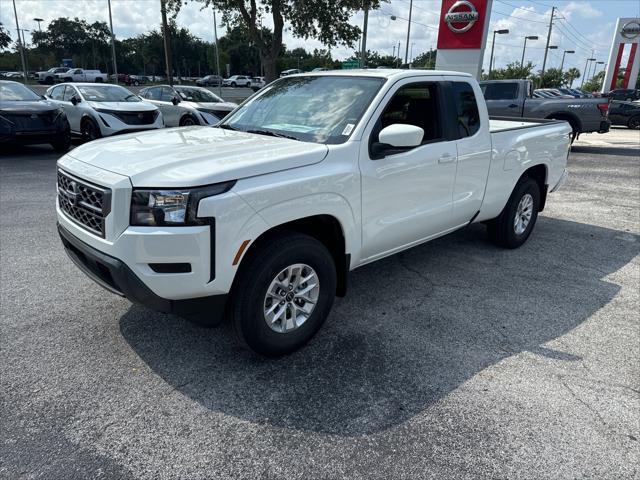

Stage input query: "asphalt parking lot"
[{"left": 1, "top": 128, "right": 639, "bottom": 479}]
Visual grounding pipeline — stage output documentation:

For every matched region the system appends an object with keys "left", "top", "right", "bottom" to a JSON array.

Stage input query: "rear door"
[
  {"left": 358, "top": 78, "right": 459, "bottom": 261},
  {"left": 481, "top": 82, "right": 523, "bottom": 117},
  {"left": 447, "top": 79, "right": 492, "bottom": 224}
]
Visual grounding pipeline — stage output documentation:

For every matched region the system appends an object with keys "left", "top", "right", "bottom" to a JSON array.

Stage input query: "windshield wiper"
[
  {"left": 245, "top": 129, "right": 300, "bottom": 141},
  {"left": 218, "top": 124, "right": 238, "bottom": 131}
]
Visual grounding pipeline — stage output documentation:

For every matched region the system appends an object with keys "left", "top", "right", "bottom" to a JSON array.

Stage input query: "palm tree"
[{"left": 564, "top": 67, "right": 580, "bottom": 88}]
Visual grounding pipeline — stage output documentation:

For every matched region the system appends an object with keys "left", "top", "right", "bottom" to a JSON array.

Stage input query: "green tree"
[
  {"left": 534, "top": 67, "right": 564, "bottom": 88},
  {"left": 0, "top": 23, "right": 11, "bottom": 51},
  {"left": 484, "top": 61, "right": 535, "bottom": 80},
  {"left": 168, "top": 0, "right": 383, "bottom": 81},
  {"left": 345, "top": 50, "right": 397, "bottom": 68},
  {"left": 582, "top": 70, "right": 605, "bottom": 92},
  {"left": 563, "top": 67, "right": 580, "bottom": 88},
  {"left": 412, "top": 49, "right": 437, "bottom": 69}
]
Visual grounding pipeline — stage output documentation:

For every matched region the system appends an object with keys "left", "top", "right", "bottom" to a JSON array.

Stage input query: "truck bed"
[{"left": 489, "top": 116, "right": 565, "bottom": 133}]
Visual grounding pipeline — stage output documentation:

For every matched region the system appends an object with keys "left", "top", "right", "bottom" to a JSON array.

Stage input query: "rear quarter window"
[
  {"left": 481, "top": 83, "right": 519, "bottom": 100},
  {"left": 452, "top": 82, "right": 481, "bottom": 138}
]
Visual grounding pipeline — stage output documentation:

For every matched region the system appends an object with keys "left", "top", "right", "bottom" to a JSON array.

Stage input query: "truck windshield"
[
  {"left": 220, "top": 75, "right": 385, "bottom": 143},
  {"left": 0, "top": 82, "right": 41, "bottom": 101},
  {"left": 77, "top": 85, "right": 141, "bottom": 102}
]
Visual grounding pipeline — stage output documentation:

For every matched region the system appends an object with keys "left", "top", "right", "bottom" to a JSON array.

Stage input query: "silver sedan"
[{"left": 139, "top": 85, "right": 238, "bottom": 127}]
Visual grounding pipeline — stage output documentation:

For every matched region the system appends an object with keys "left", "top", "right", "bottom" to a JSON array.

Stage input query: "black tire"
[
  {"left": 45, "top": 76, "right": 53, "bottom": 85},
  {"left": 628, "top": 116, "right": 640, "bottom": 130},
  {"left": 245, "top": 82, "right": 251, "bottom": 87},
  {"left": 229, "top": 233, "right": 337, "bottom": 357},
  {"left": 64, "top": 77, "right": 72, "bottom": 82},
  {"left": 133, "top": 80, "right": 139, "bottom": 86},
  {"left": 50, "top": 127, "right": 71, "bottom": 152},
  {"left": 81, "top": 118, "right": 102, "bottom": 142},
  {"left": 486, "top": 177, "right": 540, "bottom": 249},
  {"left": 94, "top": 78, "right": 103, "bottom": 83},
  {"left": 231, "top": 81, "right": 237, "bottom": 87},
  {"left": 179, "top": 115, "right": 197, "bottom": 126}
]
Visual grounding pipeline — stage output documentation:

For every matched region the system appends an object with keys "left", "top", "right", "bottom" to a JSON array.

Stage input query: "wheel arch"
[
  {"left": 521, "top": 163, "right": 548, "bottom": 212},
  {"left": 236, "top": 214, "right": 350, "bottom": 297},
  {"left": 545, "top": 111, "right": 582, "bottom": 136}
]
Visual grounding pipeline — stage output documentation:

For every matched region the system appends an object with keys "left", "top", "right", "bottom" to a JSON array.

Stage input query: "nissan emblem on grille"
[{"left": 57, "top": 169, "right": 111, "bottom": 238}]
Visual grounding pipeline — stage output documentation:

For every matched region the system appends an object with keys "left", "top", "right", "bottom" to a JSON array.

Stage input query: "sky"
[{"left": 1, "top": 0, "right": 639, "bottom": 75}]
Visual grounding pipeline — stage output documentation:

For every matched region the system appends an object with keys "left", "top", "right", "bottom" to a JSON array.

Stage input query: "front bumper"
[{"left": 58, "top": 223, "right": 227, "bottom": 324}]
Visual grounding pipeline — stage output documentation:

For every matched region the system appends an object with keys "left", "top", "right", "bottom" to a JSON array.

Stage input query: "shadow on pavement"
[
  {"left": 120, "top": 217, "right": 639, "bottom": 436},
  {"left": 571, "top": 145, "right": 639, "bottom": 157}
]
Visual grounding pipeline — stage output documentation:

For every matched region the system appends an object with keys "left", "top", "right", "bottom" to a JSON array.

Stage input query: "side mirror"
[
  {"left": 371, "top": 124, "right": 424, "bottom": 159},
  {"left": 171, "top": 95, "right": 181, "bottom": 105},
  {"left": 70, "top": 96, "right": 80, "bottom": 105}
]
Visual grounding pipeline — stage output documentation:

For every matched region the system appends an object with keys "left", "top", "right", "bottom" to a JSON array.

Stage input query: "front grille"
[
  {"left": 57, "top": 169, "right": 111, "bottom": 237},
  {"left": 1, "top": 112, "right": 56, "bottom": 131},
  {"left": 101, "top": 110, "right": 158, "bottom": 125}
]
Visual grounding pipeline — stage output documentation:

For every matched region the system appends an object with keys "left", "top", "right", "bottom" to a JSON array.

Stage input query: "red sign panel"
[{"left": 437, "top": 0, "right": 490, "bottom": 50}]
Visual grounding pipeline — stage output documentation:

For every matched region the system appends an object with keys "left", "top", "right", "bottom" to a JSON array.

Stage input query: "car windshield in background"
[
  {"left": 0, "top": 83, "right": 41, "bottom": 101},
  {"left": 221, "top": 76, "right": 385, "bottom": 144},
  {"left": 175, "top": 86, "right": 222, "bottom": 103},
  {"left": 77, "top": 85, "right": 141, "bottom": 102}
]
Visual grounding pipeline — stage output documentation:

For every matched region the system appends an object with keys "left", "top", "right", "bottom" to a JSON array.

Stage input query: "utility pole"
[
  {"left": 360, "top": 1, "right": 369, "bottom": 68},
  {"left": 160, "top": 0, "right": 173, "bottom": 85},
  {"left": 107, "top": 0, "right": 118, "bottom": 83},
  {"left": 212, "top": 8, "right": 222, "bottom": 96},
  {"left": 540, "top": 5, "right": 556, "bottom": 85},
  {"left": 33, "top": 18, "right": 43, "bottom": 32},
  {"left": 404, "top": 0, "right": 413, "bottom": 65}
]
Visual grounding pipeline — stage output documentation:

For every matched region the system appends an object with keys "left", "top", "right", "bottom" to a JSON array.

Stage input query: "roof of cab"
[{"left": 293, "top": 68, "right": 473, "bottom": 79}]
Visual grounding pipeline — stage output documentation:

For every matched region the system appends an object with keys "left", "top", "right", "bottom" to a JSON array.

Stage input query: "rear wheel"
[
  {"left": 628, "top": 116, "right": 640, "bottom": 130},
  {"left": 179, "top": 115, "right": 197, "bottom": 126},
  {"left": 487, "top": 177, "right": 540, "bottom": 249},
  {"left": 81, "top": 118, "right": 101, "bottom": 142},
  {"left": 94, "top": 78, "right": 103, "bottom": 83},
  {"left": 229, "top": 233, "right": 337, "bottom": 357},
  {"left": 231, "top": 81, "right": 237, "bottom": 87}
]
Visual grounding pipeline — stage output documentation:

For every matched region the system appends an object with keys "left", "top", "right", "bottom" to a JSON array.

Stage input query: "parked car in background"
[
  {"left": 556, "top": 88, "right": 582, "bottom": 98},
  {"left": 311, "top": 67, "right": 330, "bottom": 72},
  {"left": 222, "top": 75, "right": 252, "bottom": 87},
  {"left": 56, "top": 69, "right": 108, "bottom": 83},
  {"left": 608, "top": 100, "right": 640, "bottom": 129},
  {"left": 605, "top": 89, "right": 640, "bottom": 102},
  {"left": 196, "top": 75, "right": 223, "bottom": 87},
  {"left": 56, "top": 70, "right": 571, "bottom": 356},
  {"left": 139, "top": 84, "right": 237, "bottom": 126},
  {"left": 109, "top": 73, "right": 146, "bottom": 86},
  {"left": 280, "top": 69, "right": 302, "bottom": 77},
  {"left": 37, "top": 67, "right": 71, "bottom": 84},
  {"left": 480, "top": 79, "right": 611, "bottom": 140},
  {"left": 0, "top": 80, "right": 71, "bottom": 151},
  {"left": 250, "top": 76, "right": 266, "bottom": 91},
  {"left": 533, "top": 89, "right": 555, "bottom": 98},
  {"left": 536, "top": 88, "right": 573, "bottom": 98},
  {"left": 45, "top": 83, "right": 162, "bottom": 141}
]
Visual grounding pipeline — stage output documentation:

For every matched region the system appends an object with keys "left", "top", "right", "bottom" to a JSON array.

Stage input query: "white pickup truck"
[
  {"left": 56, "top": 70, "right": 570, "bottom": 356},
  {"left": 56, "top": 68, "right": 108, "bottom": 83}
]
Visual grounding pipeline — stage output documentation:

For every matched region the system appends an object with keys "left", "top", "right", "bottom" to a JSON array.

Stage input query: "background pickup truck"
[
  {"left": 37, "top": 67, "right": 70, "bottom": 84},
  {"left": 56, "top": 70, "right": 571, "bottom": 356},
  {"left": 56, "top": 68, "right": 108, "bottom": 83},
  {"left": 480, "top": 79, "right": 610, "bottom": 140}
]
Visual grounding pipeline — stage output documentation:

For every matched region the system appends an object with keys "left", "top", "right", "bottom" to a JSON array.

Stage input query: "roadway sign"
[{"left": 342, "top": 60, "right": 359, "bottom": 69}]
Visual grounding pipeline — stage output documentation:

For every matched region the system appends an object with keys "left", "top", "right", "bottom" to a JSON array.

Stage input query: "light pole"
[
  {"left": 212, "top": 7, "right": 221, "bottom": 96},
  {"left": 520, "top": 35, "right": 538, "bottom": 71},
  {"left": 18, "top": 28, "right": 29, "bottom": 73},
  {"left": 107, "top": 0, "right": 118, "bottom": 83},
  {"left": 12, "top": 0, "right": 28, "bottom": 84},
  {"left": 33, "top": 18, "right": 43, "bottom": 32},
  {"left": 488, "top": 29, "right": 509, "bottom": 79},
  {"left": 559, "top": 49, "right": 574, "bottom": 74},
  {"left": 404, "top": 0, "right": 413, "bottom": 65},
  {"left": 581, "top": 57, "right": 596, "bottom": 87},
  {"left": 360, "top": 1, "right": 369, "bottom": 68}
]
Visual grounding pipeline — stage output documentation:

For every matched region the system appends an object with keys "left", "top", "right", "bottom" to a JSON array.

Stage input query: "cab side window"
[
  {"left": 160, "top": 87, "right": 175, "bottom": 102},
  {"left": 373, "top": 82, "right": 443, "bottom": 145},
  {"left": 50, "top": 85, "right": 66, "bottom": 101},
  {"left": 452, "top": 82, "right": 480, "bottom": 138},
  {"left": 144, "top": 87, "right": 161, "bottom": 100},
  {"left": 62, "top": 86, "right": 76, "bottom": 102}
]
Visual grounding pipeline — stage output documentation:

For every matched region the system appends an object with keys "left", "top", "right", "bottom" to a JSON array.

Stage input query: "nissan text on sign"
[{"left": 435, "top": 0, "right": 493, "bottom": 78}]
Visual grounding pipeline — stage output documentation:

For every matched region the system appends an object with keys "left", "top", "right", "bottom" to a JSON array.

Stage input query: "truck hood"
[
  {"left": 64, "top": 126, "right": 329, "bottom": 187},
  {"left": 87, "top": 101, "right": 157, "bottom": 112}
]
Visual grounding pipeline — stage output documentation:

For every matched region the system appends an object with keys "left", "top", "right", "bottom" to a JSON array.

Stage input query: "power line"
[
  {"left": 492, "top": 9, "right": 550, "bottom": 24},
  {"left": 495, "top": 0, "right": 548, "bottom": 18}
]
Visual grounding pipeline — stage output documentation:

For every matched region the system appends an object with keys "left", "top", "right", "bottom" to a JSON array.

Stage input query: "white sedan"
[{"left": 45, "top": 83, "right": 163, "bottom": 141}]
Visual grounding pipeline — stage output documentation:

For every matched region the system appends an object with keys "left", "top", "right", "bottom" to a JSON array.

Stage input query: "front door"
[
  {"left": 358, "top": 79, "right": 458, "bottom": 261},
  {"left": 61, "top": 85, "right": 83, "bottom": 133}
]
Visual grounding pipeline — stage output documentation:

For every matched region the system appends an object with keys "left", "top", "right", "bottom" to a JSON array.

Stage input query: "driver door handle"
[
  {"left": 508, "top": 103, "right": 518, "bottom": 108},
  {"left": 438, "top": 153, "right": 455, "bottom": 164}
]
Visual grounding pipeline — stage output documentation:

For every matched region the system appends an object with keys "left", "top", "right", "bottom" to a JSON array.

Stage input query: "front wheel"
[
  {"left": 628, "top": 116, "right": 640, "bottom": 130},
  {"left": 81, "top": 118, "right": 102, "bottom": 142},
  {"left": 486, "top": 177, "right": 540, "bottom": 249},
  {"left": 229, "top": 233, "right": 337, "bottom": 357},
  {"left": 179, "top": 115, "right": 197, "bottom": 126},
  {"left": 231, "top": 81, "right": 237, "bottom": 87},
  {"left": 51, "top": 127, "right": 71, "bottom": 152}
]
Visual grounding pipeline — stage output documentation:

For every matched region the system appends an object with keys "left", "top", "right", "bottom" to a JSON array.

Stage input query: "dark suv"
[{"left": 605, "top": 89, "right": 640, "bottom": 102}]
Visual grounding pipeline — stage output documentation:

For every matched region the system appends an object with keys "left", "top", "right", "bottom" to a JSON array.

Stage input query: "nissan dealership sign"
[{"left": 436, "top": 0, "right": 493, "bottom": 78}]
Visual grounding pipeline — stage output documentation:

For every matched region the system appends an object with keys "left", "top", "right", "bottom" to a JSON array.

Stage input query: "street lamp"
[
  {"left": 33, "top": 18, "right": 43, "bottom": 32},
  {"left": 559, "top": 49, "right": 574, "bottom": 73},
  {"left": 581, "top": 58, "right": 596, "bottom": 87},
  {"left": 488, "top": 29, "right": 509, "bottom": 79},
  {"left": 520, "top": 35, "right": 538, "bottom": 70}
]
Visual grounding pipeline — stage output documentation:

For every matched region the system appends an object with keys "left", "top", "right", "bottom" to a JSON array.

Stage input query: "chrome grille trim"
[{"left": 57, "top": 168, "right": 111, "bottom": 238}]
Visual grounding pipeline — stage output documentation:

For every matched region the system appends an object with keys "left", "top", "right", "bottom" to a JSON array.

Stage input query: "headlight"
[
  {"left": 196, "top": 109, "right": 220, "bottom": 125},
  {"left": 130, "top": 181, "right": 236, "bottom": 226}
]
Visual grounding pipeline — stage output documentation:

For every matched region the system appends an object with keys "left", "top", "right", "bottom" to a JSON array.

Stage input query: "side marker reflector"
[{"left": 232, "top": 240, "right": 251, "bottom": 266}]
